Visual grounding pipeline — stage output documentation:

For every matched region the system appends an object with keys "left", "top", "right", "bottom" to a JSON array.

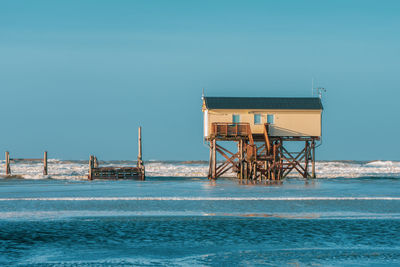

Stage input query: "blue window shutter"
[{"left": 232, "top": 115, "right": 240, "bottom": 123}]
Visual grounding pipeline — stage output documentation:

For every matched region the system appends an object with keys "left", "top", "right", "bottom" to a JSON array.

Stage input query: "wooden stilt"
[
  {"left": 206, "top": 123, "right": 320, "bottom": 181},
  {"left": 304, "top": 141, "right": 309, "bottom": 178},
  {"left": 212, "top": 139, "right": 216, "bottom": 179},
  {"left": 264, "top": 161, "right": 268, "bottom": 180},
  {"left": 253, "top": 162, "right": 258, "bottom": 180},
  {"left": 278, "top": 140, "right": 282, "bottom": 180},
  {"left": 312, "top": 139, "right": 316, "bottom": 178},
  {"left": 272, "top": 144, "right": 276, "bottom": 180},
  {"left": 43, "top": 151, "right": 48, "bottom": 175},
  {"left": 239, "top": 139, "right": 243, "bottom": 179},
  {"left": 244, "top": 160, "right": 248, "bottom": 179},
  {"left": 208, "top": 142, "right": 213, "bottom": 179},
  {"left": 5, "top": 151, "right": 11, "bottom": 175}
]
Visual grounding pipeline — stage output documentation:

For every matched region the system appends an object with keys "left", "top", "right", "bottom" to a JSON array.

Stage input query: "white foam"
[
  {"left": 1, "top": 160, "right": 400, "bottom": 179},
  {"left": 0, "top": 197, "right": 399, "bottom": 201}
]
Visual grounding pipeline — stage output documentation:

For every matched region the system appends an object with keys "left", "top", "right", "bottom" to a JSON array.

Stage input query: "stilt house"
[{"left": 202, "top": 97, "right": 323, "bottom": 180}]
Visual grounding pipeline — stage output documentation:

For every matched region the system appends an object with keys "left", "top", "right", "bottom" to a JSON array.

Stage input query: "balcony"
[{"left": 210, "top": 122, "right": 250, "bottom": 138}]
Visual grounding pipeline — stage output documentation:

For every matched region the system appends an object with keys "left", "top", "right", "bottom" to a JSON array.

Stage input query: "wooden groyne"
[
  {"left": 4, "top": 151, "right": 48, "bottom": 176},
  {"left": 88, "top": 127, "right": 145, "bottom": 180}
]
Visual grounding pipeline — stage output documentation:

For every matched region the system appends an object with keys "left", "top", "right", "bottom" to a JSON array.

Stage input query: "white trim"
[{"left": 204, "top": 110, "right": 208, "bottom": 137}]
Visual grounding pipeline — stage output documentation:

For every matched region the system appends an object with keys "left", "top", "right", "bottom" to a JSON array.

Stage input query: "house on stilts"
[{"left": 203, "top": 96, "right": 323, "bottom": 180}]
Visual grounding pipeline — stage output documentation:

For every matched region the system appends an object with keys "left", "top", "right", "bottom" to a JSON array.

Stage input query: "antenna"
[
  {"left": 312, "top": 79, "right": 326, "bottom": 99},
  {"left": 312, "top": 78, "right": 314, "bottom": 96}
]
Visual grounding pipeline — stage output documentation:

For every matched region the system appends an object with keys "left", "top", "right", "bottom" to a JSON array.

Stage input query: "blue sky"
[{"left": 1, "top": 0, "right": 399, "bottom": 160}]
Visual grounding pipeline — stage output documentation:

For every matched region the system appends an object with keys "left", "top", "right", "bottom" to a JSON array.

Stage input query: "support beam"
[
  {"left": 212, "top": 139, "right": 216, "bottom": 179},
  {"left": 208, "top": 142, "right": 213, "bottom": 178},
  {"left": 239, "top": 139, "right": 244, "bottom": 179},
  {"left": 304, "top": 141, "right": 309, "bottom": 178},
  {"left": 312, "top": 139, "right": 316, "bottom": 178},
  {"left": 206, "top": 133, "right": 318, "bottom": 181}
]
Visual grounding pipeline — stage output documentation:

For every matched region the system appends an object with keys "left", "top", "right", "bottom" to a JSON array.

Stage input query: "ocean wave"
[{"left": 0, "top": 160, "right": 400, "bottom": 180}]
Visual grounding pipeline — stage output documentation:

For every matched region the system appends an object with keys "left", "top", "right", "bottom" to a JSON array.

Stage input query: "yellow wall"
[{"left": 205, "top": 109, "right": 321, "bottom": 137}]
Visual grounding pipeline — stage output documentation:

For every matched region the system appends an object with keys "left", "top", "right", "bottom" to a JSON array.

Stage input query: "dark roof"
[{"left": 204, "top": 97, "right": 323, "bottom": 110}]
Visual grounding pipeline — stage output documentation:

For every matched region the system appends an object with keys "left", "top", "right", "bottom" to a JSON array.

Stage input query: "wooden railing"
[{"left": 211, "top": 123, "right": 250, "bottom": 137}]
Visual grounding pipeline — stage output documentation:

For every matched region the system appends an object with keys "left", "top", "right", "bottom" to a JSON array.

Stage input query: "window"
[
  {"left": 267, "top": 114, "right": 274, "bottom": 124},
  {"left": 254, "top": 114, "right": 261, "bottom": 124},
  {"left": 232, "top": 114, "right": 240, "bottom": 123}
]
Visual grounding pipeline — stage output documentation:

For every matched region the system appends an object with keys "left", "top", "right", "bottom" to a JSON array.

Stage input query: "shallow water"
[{"left": 1, "top": 176, "right": 400, "bottom": 266}]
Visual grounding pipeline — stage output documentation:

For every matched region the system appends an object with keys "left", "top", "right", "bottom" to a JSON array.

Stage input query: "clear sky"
[{"left": 1, "top": 0, "right": 399, "bottom": 161}]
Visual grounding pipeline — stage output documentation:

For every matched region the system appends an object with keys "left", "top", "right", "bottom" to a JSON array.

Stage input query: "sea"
[{"left": 1, "top": 160, "right": 400, "bottom": 266}]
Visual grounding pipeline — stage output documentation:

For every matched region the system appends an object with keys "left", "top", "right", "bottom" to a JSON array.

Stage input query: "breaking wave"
[{"left": 0, "top": 159, "right": 399, "bottom": 180}]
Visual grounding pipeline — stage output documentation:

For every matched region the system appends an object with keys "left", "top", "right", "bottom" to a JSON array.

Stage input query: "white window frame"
[
  {"left": 254, "top": 114, "right": 261, "bottom": 125},
  {"left": 232, "top": 114, "right": 240, "bottom": 123},
  {"left": 267, "top": 114, "right": 275, "bottom": 124}
]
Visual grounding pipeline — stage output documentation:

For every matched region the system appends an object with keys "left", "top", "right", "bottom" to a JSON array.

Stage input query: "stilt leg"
[
  {"left": 304, "top": 141, "right": 309, "bottom": 178},
  {"left": 212, "top": 139, "right": 217, "bottom": 179},
  {"left": 208, "top": 142, "right": 213, "bottom": 179},
  {"left": 312, "top": 139, "right": 316, "bottom": 178}
]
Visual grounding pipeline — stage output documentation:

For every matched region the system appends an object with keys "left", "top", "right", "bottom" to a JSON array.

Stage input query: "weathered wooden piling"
[
  {"left": 5, "top": 151, "right": 11, "bottom": 175},
  {"left": 4, "top": 151, "right": 49, "bottom": 176},
  {"left": 137, "top": 126, "right": 145, "bottom": 179},
  {"left": 88, "top": 155, "right": 94, "bottom": 180},
  {"left": 137, "top": 126, "right": 143, "bottom": 169},
  {"left": 94, "top": 156, "right": 98, "bottom": 168},
  {"left": 212, "top": 139, "right": 216, "bottom": 179},
  {"left": 43, "top": 151, "right": 48, "bottom": 175},
  {"left": 312, "top": 140, "right": 316, "bottom": 178}
]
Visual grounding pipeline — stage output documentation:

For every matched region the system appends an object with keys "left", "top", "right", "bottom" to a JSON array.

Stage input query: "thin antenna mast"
[
  {"left": 312, "top": 78, "right": 314, "bottom": 96},
  {"left": 311, "top": 79, "right": 326, "bottom": 99}
]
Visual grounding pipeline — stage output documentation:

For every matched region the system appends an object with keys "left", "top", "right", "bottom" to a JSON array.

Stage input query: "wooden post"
[
  {"left": 312, "top": 139, "right": 316, "bottom": 178},
  {"left": 208, "top": 142, "right": 213, "bottom": 179},
  {"left": 43, "top": 151, "right": 48, "bottom": 175},
  {"left": 5, "top": 151, "right": 11, "bottom": 175},
  {"left": 239, "top": 139, "right": 243, "bottom": 179},
  {"left": 138, "top": 126, "right": 142, "bottom": 168},
  {"left": 212, "top": 139, "right": 216, "bottom": 179},
  {"left": 272, "top": 143, "right": 276, "bottom": 180},
  {"left": 264, "top": 161, "right": 268, "bottom": 180},
  {"left": 94, "top": 156, "right": 98, "bottom": 168},
  {"left": 278, "top": 140, "right": 283, "bottom": 180},
  {"left": 253, "top": 162, "right": 258, "bottom": 180},
  {"left": 304, "top": 141, "right": 309, "bottom": 178},
  {"left": 89, "top": 155, "right": 94, "bottom": 180}
]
